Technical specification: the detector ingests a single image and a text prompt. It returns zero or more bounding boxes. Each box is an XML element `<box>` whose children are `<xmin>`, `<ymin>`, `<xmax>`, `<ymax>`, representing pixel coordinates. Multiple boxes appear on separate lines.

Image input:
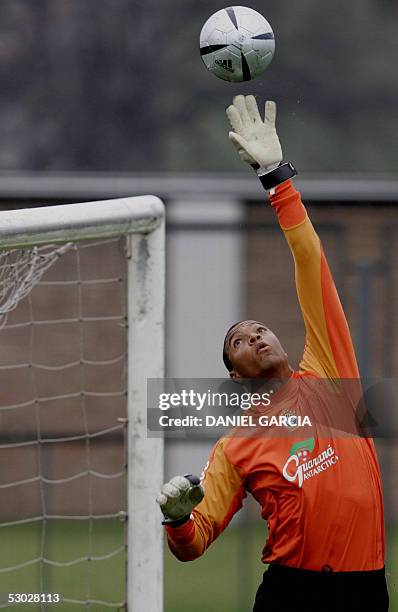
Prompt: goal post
<box><xmin>0</xmin><ymin>195</ymin><xmax>165</xmax><ymax>611</ymax></box>
<box><xmin>127</xmin><ymin>207</ymin><xmax>165</xmax><ymax>612</ymax></box>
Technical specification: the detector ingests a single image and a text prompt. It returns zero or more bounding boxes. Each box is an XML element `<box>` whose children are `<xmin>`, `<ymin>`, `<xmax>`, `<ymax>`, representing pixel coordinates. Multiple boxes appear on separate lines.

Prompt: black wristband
<box><xmin>257</xmin><ymin>162</ymin><xmax>298</xmax><ymax>191</ymax></box>
<box><xmin>162</xmin><ymin>514</ymin><xmax>191</xmax><ymax>527</ymax></box>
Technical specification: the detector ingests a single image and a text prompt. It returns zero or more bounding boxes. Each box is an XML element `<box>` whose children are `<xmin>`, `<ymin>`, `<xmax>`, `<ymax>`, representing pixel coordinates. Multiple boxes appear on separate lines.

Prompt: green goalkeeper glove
<box><xmin>156</xmin><ymin>474</ymin><xmax>204</xmax><ymax>526</ymax></box>
<box><xmin>226</xmin><ymin>94</ymin><xmax>283</xmax><ymax>171</ymax></box>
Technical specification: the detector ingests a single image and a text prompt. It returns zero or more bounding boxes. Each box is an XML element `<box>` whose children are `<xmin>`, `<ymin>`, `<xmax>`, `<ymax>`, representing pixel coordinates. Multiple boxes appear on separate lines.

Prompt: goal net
<box><xmin>0</xmin><ymin>197</ymin><xmax>165</xmax><ymax>611</ymax></box>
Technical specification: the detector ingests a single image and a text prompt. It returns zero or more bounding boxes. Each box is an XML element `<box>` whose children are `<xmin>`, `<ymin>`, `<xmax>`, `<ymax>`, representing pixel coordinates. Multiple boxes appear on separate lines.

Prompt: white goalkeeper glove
<box><xmin>156</xmin><ymin>474</ymin><xmax>204</xmax><ymax>525</ymax></box>
<box><xmin>226</xmin><ymin>94</ymin><xmax>283</xmax><ymax>172</ymax></box>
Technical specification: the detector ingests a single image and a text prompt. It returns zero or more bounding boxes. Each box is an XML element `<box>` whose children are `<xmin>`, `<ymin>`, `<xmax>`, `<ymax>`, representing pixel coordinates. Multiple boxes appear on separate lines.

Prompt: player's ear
<box><xmin>229</xmin><ymin>369</ymin><xmax>241</xmax><ymax>380</ymax></box>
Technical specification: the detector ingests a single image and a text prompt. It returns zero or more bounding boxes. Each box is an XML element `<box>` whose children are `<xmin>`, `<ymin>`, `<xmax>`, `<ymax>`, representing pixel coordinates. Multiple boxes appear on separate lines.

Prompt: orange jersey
<box><xmin>166</xmin><ymin>181</ymin><xmax>385</xmax><ymax>571</ymax></box>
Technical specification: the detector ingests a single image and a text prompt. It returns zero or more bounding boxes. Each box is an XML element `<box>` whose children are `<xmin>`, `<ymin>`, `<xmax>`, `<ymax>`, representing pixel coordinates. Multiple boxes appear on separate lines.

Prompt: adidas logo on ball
<box><xmin>215</xmin><ymin>58</ymin><xmax>234</xmax><ymax>72</ymax></box>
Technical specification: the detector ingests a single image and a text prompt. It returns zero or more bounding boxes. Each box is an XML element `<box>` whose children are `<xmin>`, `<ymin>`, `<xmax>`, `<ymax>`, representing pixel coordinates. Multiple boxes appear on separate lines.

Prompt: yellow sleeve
<box><xmin>270</xmin><ymin>181</ymin><xmax>359</xmax><ymax>379</ymax></box>
<box><xmin>165</xmin><ymin>437</ymin><xmax>246</xmax><ymax>561</ymax></box>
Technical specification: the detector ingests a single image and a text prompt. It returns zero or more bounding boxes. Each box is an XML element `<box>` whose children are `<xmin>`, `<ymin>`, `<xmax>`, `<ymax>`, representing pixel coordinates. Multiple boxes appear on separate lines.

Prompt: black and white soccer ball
<box><xmin>199</xmin><ymin>6</ymin><xmax>275</xmax><ymax>83</ymax></box>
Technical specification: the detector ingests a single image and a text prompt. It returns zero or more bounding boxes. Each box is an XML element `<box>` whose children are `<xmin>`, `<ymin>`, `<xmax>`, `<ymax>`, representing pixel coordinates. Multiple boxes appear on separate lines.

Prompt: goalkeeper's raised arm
<box><xmin>226</xmin><ymin>95</ymin><xmax>359</xmax><ymax>380</ymax></box>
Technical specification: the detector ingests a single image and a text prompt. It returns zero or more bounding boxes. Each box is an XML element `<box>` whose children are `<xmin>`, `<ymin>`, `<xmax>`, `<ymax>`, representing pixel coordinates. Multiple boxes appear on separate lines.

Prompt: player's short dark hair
<box><xmin>223</xmin><ymin>320</ymin><xmax>247</xmax><ymax>372</ymax></box>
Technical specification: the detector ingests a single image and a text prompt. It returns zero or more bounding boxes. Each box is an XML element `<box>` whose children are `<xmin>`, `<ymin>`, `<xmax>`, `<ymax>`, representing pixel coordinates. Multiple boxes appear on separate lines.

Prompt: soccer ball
<box><xmin>199</xmin><ymin>6</ymin><xmax>275</xmax><ymax>83</ymax></box>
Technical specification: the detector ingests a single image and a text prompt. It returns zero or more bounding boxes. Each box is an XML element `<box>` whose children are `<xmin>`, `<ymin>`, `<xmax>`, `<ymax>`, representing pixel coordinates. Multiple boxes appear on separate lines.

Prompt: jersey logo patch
<box><xmin>282</xmin><ymin>438</ymin><xmax>339</xmax><ymax>488</ymax></box>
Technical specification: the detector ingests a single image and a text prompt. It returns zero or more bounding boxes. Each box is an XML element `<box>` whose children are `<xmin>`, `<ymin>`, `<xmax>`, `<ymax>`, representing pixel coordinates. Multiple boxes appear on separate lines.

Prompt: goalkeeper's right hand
<box><xmin>226</xmin><ymin>94</ymin><xmax>283</xmax><ymax>171</ymax></box>
<box><xmin>156</xmin><ymin>474</ymin><xmax>204</xmax><ymax>525</ymax></box>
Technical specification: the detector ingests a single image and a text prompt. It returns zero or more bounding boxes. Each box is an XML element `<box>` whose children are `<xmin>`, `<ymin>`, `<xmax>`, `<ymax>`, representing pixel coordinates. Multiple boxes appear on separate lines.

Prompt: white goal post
<box><xmin>0</xmin><ymin>196</ymin><xmax>165</xmax><ymax>611</ymax></box>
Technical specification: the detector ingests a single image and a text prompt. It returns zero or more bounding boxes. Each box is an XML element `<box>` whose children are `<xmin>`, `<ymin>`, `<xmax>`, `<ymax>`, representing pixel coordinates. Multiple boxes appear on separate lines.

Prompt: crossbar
<box><xmin>0</xmin><ymin>196</ymin><xmax>164</xmax><ymax>249</ymax></box>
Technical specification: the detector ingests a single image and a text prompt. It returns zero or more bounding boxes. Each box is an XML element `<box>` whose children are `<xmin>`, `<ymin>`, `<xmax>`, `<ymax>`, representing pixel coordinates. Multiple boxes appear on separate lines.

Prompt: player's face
<box><xmin>226</xmin><ymin>320</ymin><xmax>288</xmax><ymax>379</ymax></box>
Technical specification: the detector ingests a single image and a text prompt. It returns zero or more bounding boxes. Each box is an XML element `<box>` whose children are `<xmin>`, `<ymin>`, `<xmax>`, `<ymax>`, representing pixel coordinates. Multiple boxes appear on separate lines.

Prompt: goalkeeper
<box><xmin>157</xmin><ymin>96</ymin><xmax>388</xmax><ymax>612</ymax></box>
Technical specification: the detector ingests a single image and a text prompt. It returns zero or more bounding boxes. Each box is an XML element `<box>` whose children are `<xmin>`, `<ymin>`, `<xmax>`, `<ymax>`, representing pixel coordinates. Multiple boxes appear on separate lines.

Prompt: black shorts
<box><xmin>253</xmin><ymin>564</ymin><xmax>389</xmax><ymax>612</ymax></box>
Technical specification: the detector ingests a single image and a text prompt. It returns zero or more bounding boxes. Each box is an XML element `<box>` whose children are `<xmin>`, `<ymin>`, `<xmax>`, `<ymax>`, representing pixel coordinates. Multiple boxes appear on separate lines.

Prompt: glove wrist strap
<box><xmin>255</xmin><ymin>162</ymin><xmax>298</xmax><ymax>191</ymax></box>
<box><xmin>162</xmin><ymin>514</ymin><xmax>191</xmax><ymax>527</ymax></box>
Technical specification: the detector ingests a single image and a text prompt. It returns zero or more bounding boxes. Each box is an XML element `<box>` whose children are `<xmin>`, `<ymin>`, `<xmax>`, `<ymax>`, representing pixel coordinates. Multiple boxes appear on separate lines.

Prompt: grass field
<box><xmin>0</xmin><ymin>519</ymin><xmax>396</xmax><ymax>610</ymax></box>
<box><xmin>0</xmin><ymin>520</ymin><xmax>125</xmax><ymax>611</ymax></box>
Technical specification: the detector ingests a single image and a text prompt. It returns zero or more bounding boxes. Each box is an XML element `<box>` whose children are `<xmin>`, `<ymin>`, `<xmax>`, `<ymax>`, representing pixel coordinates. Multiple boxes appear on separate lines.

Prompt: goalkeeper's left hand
<box><xmin>156</xmin><ymin>474</ymin><xmax>204</xmax><ymax>525</ymax></box>
<box><xmin>226</xmin><ymin>94</ymin><xmax>283</xmax><ymax>171</ymax></box>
